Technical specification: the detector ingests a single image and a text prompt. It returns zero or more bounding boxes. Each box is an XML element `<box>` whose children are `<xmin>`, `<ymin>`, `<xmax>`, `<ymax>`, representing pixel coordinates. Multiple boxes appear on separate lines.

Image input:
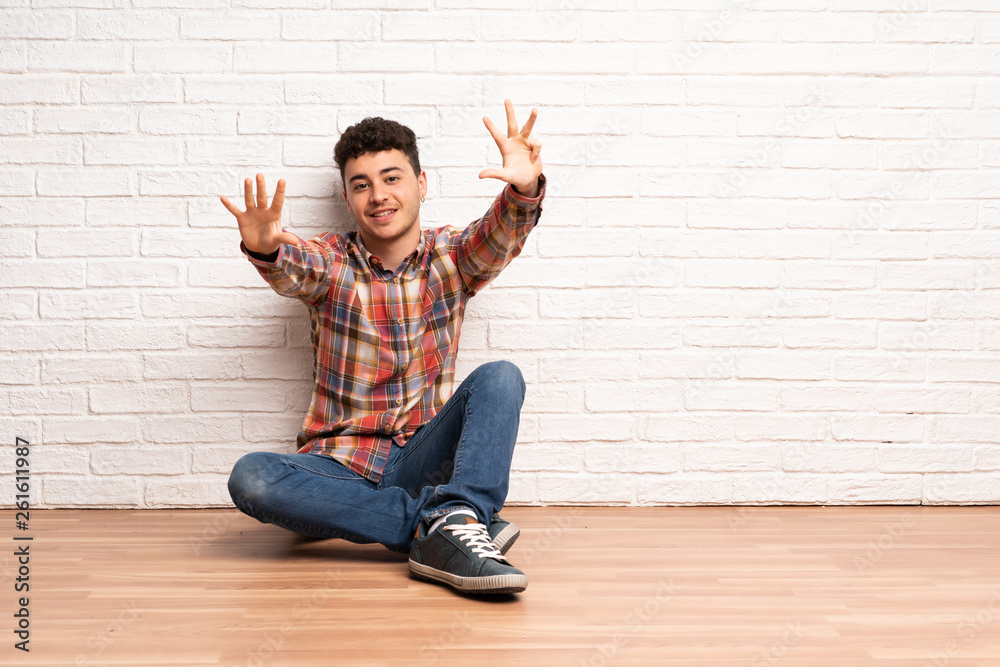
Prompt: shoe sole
<box><xmin>492</xmin><ymin>524</ymin><xmax>519</xmax><ymax>556</ymax></box>
<box><xmin>409</xmin><ymin>559</ymin><xmax>527</xmax><ymax>594</ymax></box>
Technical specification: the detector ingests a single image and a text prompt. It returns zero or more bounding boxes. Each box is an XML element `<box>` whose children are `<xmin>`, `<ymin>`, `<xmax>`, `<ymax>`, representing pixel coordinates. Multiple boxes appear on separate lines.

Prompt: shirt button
<box><xmin>395</xmin><ymin>398</ymin><xmax>402</xmax><ymax>405</ymax></box>
<box><xmin>397</xmin><ymin>318</ymin><xmax>403</xmax><ymax>324</ymax></box>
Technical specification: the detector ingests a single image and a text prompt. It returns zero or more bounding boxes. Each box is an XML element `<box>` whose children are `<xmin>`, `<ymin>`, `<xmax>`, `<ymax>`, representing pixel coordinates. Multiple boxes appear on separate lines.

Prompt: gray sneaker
<box><xmin>488</xmin><ymin>512</ymin><xmax>520</xmax><ymax>555</ymax></box>
<box><xmin>409</xmin><ymin>511</ymin><xmax>528</xmax><ymax>594</ymax></box>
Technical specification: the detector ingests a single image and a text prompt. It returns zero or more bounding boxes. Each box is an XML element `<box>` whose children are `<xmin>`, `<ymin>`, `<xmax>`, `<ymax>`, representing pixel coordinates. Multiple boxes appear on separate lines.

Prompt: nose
<box><xmin>369</xmin><ymin>181</ymin><xmax>388</xmax><ymax>204</ymax></box>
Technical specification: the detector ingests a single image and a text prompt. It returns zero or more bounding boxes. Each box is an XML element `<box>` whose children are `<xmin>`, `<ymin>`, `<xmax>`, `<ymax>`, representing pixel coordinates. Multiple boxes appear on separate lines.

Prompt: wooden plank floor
<box><xmin>5</xmin><ymin>506</ymin><xmax>1000</xmax><ymax>666</ymax></box>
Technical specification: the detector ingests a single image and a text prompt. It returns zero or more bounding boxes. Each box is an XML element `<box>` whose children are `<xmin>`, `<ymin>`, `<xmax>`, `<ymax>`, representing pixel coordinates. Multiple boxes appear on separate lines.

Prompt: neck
<box><xmin>359</xmin><ymin>227</ymin><xmax>422</xmax><ymax>274</ymax></box>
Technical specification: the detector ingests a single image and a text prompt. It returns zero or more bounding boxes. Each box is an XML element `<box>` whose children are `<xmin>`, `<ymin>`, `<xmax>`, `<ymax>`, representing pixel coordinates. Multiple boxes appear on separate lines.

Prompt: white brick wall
<box><xmin>2</xmin><ymin>1</ymin><xmax>999</xmax><ymax>508</ymax></box>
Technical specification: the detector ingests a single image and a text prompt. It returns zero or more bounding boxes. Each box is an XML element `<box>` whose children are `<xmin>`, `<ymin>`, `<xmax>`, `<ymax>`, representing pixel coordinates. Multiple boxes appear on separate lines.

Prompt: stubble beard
<box><xmin>359</xmin><ymin>206</ymin><xmax>420</xmax><ymax>248</ymax></box>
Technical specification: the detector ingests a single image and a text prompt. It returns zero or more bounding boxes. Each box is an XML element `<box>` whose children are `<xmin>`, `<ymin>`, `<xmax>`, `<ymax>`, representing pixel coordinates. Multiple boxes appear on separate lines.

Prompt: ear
<box><xmin>418</xmin><ymin>170</ymin><xmax>427</xmax><ymax>199</ymax></box>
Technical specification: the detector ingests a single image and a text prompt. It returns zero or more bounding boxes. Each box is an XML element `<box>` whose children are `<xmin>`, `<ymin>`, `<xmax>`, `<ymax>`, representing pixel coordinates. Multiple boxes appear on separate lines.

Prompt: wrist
<box><xmin>511</xmin><ymin>177</ymin><xmax>539</xmax><ymax>198</ymax></box>
<box><xmin>243</xmin><ymin>241</ymin><xmax>280</xmax><ymax>261</ymax></box>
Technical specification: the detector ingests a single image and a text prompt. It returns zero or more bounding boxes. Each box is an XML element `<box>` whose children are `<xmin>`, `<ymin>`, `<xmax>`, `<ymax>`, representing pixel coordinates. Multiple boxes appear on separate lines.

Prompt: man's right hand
<box><xmin>220</xmin><ymin>173</ymin><xmax>300</xmax><ymax>255</ymax></box>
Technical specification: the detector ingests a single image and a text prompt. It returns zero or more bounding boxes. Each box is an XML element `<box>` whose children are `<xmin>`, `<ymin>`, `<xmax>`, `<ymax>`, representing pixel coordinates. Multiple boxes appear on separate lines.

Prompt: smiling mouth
<box><xmin>370</xmin><ymin>209</ymin><xmax>397</xmax><ymax>220</ymax></box>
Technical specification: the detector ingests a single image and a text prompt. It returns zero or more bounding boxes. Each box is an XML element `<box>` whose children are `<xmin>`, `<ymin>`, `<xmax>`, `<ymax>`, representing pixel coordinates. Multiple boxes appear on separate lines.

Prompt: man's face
<box><xmin>342</xmin><ymin>149</ymin><xmax>426</xmax><ymax>249</ymax></box>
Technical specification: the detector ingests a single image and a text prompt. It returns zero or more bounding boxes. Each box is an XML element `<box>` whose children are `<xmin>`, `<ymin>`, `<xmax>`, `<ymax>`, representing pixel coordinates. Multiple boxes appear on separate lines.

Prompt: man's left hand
<box><xmin>479</xmin><ymin>99</ymin><xmax>543</xmax><ymax>198</ymax></box>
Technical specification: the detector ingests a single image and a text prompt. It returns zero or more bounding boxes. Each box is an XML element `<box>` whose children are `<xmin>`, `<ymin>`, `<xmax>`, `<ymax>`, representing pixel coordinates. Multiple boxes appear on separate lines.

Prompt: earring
<box><xmin>420</xmin><ymin>196</ymin><xmax>425</xmax><ymax>202</ymax></box>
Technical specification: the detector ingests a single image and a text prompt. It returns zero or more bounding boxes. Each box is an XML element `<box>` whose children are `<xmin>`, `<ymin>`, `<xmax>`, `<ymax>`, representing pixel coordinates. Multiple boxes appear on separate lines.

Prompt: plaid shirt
<box><xmin>241</xmin><ymin>174</ymin><xmax>546</xmax><ymax>482</ymax></box>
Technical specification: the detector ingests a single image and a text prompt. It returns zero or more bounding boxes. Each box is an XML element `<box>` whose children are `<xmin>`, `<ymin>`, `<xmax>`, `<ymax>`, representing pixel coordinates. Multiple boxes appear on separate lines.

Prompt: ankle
<box><xmin>427</xmin><ymin>507</ymin><xmax>476</xmax><ymax>535</ymax></box>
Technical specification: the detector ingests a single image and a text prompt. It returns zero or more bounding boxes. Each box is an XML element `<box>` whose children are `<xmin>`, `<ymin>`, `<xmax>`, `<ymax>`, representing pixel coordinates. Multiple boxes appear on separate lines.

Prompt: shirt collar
<box><xmin>349</xmin><ymin>230</ymin><xmax>428</xmax><ymax>274</ymax></box>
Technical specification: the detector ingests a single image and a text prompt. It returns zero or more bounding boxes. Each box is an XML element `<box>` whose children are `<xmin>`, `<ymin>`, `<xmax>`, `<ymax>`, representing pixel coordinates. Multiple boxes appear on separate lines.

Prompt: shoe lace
<box><xmin>443</xmin><ymin>523</ymin><xmax>510</xmax><ymax>563</ymax></box>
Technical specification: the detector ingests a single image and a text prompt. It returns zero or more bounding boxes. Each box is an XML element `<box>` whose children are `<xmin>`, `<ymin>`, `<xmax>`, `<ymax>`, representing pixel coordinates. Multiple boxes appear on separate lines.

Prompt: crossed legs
<box><xmin>227</xmin><ymin>361</ymin><xmax>524</xmax><ymax>553</ymax></box>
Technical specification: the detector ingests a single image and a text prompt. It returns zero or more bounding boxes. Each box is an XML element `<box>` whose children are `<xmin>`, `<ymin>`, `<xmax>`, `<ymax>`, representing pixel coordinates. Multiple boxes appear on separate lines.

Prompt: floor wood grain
<box><xmin>6</xmin><ymin>506</ymin><xmax>1000</xmax><ymax>666</ymax></box>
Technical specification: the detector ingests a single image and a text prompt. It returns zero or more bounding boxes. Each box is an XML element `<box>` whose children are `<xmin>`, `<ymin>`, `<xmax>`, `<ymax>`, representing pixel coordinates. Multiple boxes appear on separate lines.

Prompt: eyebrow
<box><xmin>348</xmin><ymin>166</ymin><xmax>403</xmax><ymax>184</ymax></box>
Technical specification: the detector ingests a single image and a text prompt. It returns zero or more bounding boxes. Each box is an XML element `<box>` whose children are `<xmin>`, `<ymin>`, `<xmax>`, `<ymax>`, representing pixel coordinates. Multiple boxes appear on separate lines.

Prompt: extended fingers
<box><xmin>236</xmin><ymin>174</ymin><xmax>282</xmax><ymax>214</ymax></box>
<box><xmin>256</xmin><ymin>173</ymin><xmax>268</xmax><ymax>209</ymax></box>
<box><xmin>483</xmin><ymin>115</ymin><xmax>506</xmax><ymax>146</ymax></box>
<box><xmin>519</xmin><ymin>108</ymin><xmax>538</xmax><ymax>138</ymax></box>
<box><xmin>272</xmin><ymin>178</ymin><xmax>286</xmax><ymax>211</ymax></box>
<box><xmin>243</xmin><ymin>177</ymin><xmax>254</xmax><ymax>210</ymax></box>
<box><xmin>504</xmin><ymin>99</ymin><xmax>518</xmax><ymax>138</ymax></box>
<box><xmin>220</xmin><ymin>195</ymin><xmax>241</xmax><ymax>217</ymax></box>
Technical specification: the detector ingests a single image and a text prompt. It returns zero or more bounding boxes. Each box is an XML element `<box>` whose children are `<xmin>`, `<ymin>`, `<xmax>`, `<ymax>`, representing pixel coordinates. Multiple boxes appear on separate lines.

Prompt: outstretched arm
<box><xmin>221</xmin><ymin>173</ymin><xmax>333</xmax><ymax>305</ymax></box>
<box><xmin>479</xmin><ymin>99</ymin><xmax>543</xmax><ymax>198</ymax></box>
<box><xmin>456</xmin><ymin>100</ymin><xmax>546</xmax><ymax>296</ymax></box>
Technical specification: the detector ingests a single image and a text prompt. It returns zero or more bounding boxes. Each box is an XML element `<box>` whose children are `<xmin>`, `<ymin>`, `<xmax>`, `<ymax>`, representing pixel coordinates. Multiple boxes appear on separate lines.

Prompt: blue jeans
<box><xmin>227</xmin><ymin>360</ymin><xmax>524</xmax><ymax>553</ymax></box>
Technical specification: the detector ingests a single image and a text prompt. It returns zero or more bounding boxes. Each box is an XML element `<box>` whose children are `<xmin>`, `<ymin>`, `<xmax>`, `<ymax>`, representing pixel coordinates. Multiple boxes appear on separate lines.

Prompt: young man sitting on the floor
<box><xmin>221</xmin><ymin>100</ymin><xmax>545</xmax><ymax>595</ymax></box>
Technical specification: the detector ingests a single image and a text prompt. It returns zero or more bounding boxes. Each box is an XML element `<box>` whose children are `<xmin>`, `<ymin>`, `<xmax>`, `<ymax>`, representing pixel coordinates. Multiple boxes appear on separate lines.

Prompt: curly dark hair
<box><xmin>334</xmin><ymin>117</ymin><xmax>421</xmax><ymax>187</ymax></box>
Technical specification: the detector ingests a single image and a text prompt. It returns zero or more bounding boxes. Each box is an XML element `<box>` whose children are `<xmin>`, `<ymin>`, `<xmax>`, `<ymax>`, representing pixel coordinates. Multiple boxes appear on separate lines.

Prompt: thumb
<box><xmin>276</xmin><ymin>231</ymin><xmax>301</xmax><ymax>247</ymax></box>
<box><xmin>479</xmin><ymin>168</ymin><xmax>504</xmax><ymax>180</ymax></box>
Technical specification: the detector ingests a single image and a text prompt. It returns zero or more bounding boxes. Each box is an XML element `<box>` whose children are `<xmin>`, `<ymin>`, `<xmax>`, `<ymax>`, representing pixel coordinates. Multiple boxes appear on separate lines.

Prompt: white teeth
<box><xmin>372</xmin><ymin>210</ymin><xmax>395</xmax><ymax>218</ymax></box>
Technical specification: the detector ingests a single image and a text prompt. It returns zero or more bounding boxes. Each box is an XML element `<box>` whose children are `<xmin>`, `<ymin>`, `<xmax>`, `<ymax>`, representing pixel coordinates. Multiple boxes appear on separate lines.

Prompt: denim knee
<box><xmin>474</xmin><ymin>360</ymin><xmax>525</xmax><ymax>402</ymax></box>
<box><xmin>227</xmin><ymin>451</ymin><xmax>273</xmax><ymax>509</ymax></box>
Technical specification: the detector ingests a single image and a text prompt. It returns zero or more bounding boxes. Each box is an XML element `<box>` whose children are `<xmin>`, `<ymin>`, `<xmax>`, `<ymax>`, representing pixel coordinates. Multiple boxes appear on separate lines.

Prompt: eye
<box><xmin>354</xmin><ymin>183</ymin><xmax>368</xmax><ymax>191</ymax></box>
<box><xmin>386</xmin><ymin>176</ymin><xmax>399</xmax><ymax>183</ymax></box>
